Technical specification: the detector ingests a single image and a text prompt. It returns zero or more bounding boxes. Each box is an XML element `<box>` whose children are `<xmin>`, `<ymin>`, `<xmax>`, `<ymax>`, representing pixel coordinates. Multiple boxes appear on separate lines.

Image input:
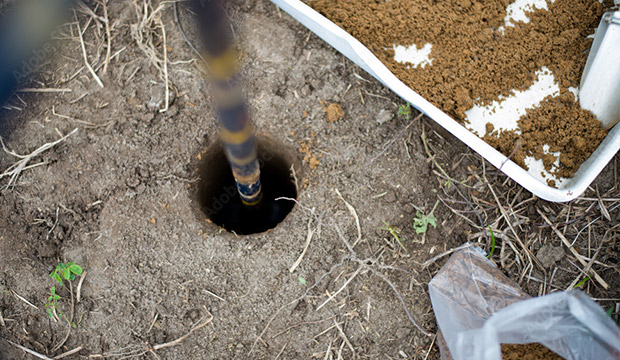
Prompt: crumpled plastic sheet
<box><xmin>429</xmin><ymin>246</ymin><xmax>620</xmax><ymax>360</ymax></box>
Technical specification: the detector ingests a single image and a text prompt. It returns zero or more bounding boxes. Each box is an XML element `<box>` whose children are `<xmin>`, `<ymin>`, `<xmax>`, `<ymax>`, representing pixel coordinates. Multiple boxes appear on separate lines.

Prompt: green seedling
<box><xmin>573</xmin><ymin>276</ymin><xmax>591</xmax><ymax>289</ymax></box>
<box><xmin>45</xmin><ymin>286</ymin><xmax>62</xmax><ymax>319</ymax></box>
<box><xmin>486</xmin><ymin>226</ymin><xmax>496</xmax><ymax>259</ymax></box>
<box><xmin>606</xmin><ymin>307</ymin><xmax>618</xmax><ymax>324</ymax></box>
<box><xmin>413</xmin><ymin>211</ymin><xmax>437</xmax><ymax>234</ymax></box>
<box><xmin>298</xmin><ymin>276</ymin><xmax>306</xmax><ymax>285</ymax></box>
<box><xmin>398</xmin><ymin>102</ymin><xmax>411</xmax><ymax>120</ymax></box>
<box><xmin>50</xmin><ymin>262</ymin><xmax>82</xmax><ymax>285</ymax></box>
<box><xmin>606</xmin><ymin>307</ymin><xmax>614</xmax><ymax>317</ymax></box>
<box><xmin>413</xmin><ymin>200</ymin><xmax>439</xmax><ymax>234</ymax></box>
<box><xmin>47</xmin><ymin>262</ymin><xmax>82</xmax><ymax>321</ymax></box>
<box><xmin>380</xmin><ymin>220</ymin><xmax>406</xmax><ymax>251</ymax></box>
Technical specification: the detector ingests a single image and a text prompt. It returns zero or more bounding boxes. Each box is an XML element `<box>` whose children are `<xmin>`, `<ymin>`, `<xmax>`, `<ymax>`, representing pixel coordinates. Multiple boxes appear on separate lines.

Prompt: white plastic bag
<box><xmin>429</xmin><ymin>247</ymin><xmax>620</xmax><ymax>360</ymax></box>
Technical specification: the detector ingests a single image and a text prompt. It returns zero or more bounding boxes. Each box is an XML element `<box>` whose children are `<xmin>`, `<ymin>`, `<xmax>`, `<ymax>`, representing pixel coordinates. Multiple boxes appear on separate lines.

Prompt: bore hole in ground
<box><xmin>195</xmin><ymin>137</ymin><xmax>298</xmax><ymax>235</ymax></box>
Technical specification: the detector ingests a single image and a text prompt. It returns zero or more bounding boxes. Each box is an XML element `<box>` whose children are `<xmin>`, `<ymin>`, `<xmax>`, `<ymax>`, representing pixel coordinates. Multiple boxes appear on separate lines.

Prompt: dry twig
<box><xmin>289</xmin><ymin>214</ymin><xmax>316</xmax><ymax>273</ymax></box>
<box><xmin>371</xmin><ymin>113</ymin><xmax>423</xmax><ymax>162</ymax></box>
<box><xmin>54</xmin><ymin>346</ymin><xmax>83</xmax><ymax>359</ymax></box>
<box><xmin>316</xmin><ymin>266</ymin><xmax>363</xmax><ymax>311</ymax></box>
<box><xmin>130</xmin><ymin>0</ymin><xmax>171</xmax><ymax>112</ymax></box>
<box><xmin>538</xmin><ymin>209</ymin><xmax>609</xmax><ymax>290</ymax></box>
<box><xmin>76</xmin><ymin>270</ymin><xmax>87</xmax><ymax>303</ymax></box>
<box><xmin>1</xmin><ymin>338</ymin><xmax>53</xmax><ymax>360</ymax></box>
<box><xmin>102</xmin><ymin>0</ymin><xmax>112</xmax><ymax>74</ymax></box>
<box><xmin>421</xmin><ymin>243</ymin><xmax>477</xmax><ymax>268</ymax></box>
<box><xmin>11</xmin><ymin>289</ymin><xmax>39</xmax><ymax>310</ymax></box>
<box><xmin>249</xmin><ymin>258</ymin><xmax>349</xmax><ymax>355</ymax></box>
<box><xmin>151</xmin><ymin>309</ymin><xmax>213</xmax><ymax>351</ymax></box>
<box><xmin>484</xmin><ymin>174</ymin><xmax>541</xmax><ymax>275</ymax></box>
<box><xmin>335</xmin><ymin>189</ymin><xmax>361</xmax><ymax>247</ymax></box>
<box><xmin>74</xmin><ymin>11</ymin><xmax>104</xmax><ymax>87</ymax></box>
<box><xmin>89</xmin><ymin>307</ymin><xmax>213</xmax><ymax>358</ymax></box>
<box><xmin>333</xmin><ymin>320</ymin><xmax>355</xmax><ymax>356</ymax></box>
<box><xmin>0</xmin><ymin>128</ymin><xmax>78</xmax><ymax>189</ymax></box>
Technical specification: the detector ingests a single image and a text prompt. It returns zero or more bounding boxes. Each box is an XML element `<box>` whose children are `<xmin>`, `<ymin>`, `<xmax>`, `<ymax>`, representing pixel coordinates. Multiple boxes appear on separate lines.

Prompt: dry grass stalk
<box><xmin>101</xmin><ymin>0</ymin><xmax>112</xmax><ymax>74</ymax></box>
<box><xmin>0</xmin><ymin>128</ymin><xmax>78</xmax><ymax>189</ymax></box>
<box><xmin>17</xmin><ymin>88</ymin><xmax>72</xmax><ymax>93</ymax></box>
<box><xmin>151</xmin><ymin>309</ymin><xmax>213</xmax><ymax>351</ymax></box>
<box><xmin>289</xmin><ymin>213</ymin><xmax>316</xmax><ymax>273</ymax></box>
<box><xmin>54</xmin><ymin>346</ymin><xmax>84</xmax><ymax>359</ymax></box>
<box><xmin>1</xmin><ymin>338</ymin><xmax>53</xmax><ymax>360</ymax></box>
<box><xmin>130</xmin><ymin>0</ymin><xmax>171</xmax><ymax>112</ymax></box>
<box><xmin>74</xmin><ymin>11</ymin><xmax>104</xmax><ymax>87</ymax></box>
<box><xmin>538</xmin><ymin>209</ymin><xmax>609</xmax><ymax>290</ymax></box>
<box><xmin>76</xmin><ymin>270</ymin><xmax>87</xmax><ymax>303</ymax></box>
<box><xmin>485</xmin><ymin>175</ymin><xmax>540</xmax><ymax>275</ymax></box>
<box><xmin>335</xmin><ymin>189</ymin><xmax>361</xmax><ymax>247</ymax></box>
<box><xmin>333</xmin><ymin>320</ymin><xmax>355</xmax><ymax>356</ymax></box>
<box><xmin>89</xmin><ymin>307</ymin><xmax>213</xmax><ymax>358</ymax></box>
<box><xmin>316</xmin><ymin>266</ymin><xmax>363</xmax><ymax>311</ymax></box>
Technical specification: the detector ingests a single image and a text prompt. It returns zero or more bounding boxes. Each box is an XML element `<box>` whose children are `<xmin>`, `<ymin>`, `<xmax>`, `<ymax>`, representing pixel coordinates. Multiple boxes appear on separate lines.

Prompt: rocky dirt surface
<box><xmin>0</xmin><ymin>1</ymin><xmax>618</xmax><ymax>359</ymax></box>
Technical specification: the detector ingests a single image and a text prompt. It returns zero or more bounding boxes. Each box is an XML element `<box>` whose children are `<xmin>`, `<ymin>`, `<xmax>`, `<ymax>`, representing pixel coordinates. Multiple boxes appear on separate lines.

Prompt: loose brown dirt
<box><xmin>0</xmin><ymin>1</ymin><xmax>619</xmax><ymax>359</ymax></box>
<box><xmin>309</xmin><ymin>0</ymin><xmax>614</xmax><ymax>183</ymax></box>
<box><xmin>502</xmin><ymin>343</ymin><xmax>564</xmax><ymax>360</ymax></box>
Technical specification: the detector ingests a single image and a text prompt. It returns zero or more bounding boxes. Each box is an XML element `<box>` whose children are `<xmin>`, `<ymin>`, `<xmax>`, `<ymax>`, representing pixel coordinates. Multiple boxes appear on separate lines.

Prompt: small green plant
<box><xmin>606</xmin><ymin>307</ymin><xmax>618</xmax><ymax>324</ymax></box>
<box><xmin>413</xmin><ymin>212</ymin><xmax>437</xmax><ymax>234</ymax></box>
<box><xmin>398</xmin><ymin>102</ymin><xmax>411</xmax><ymax>120</ymax></box>
<box><xmin>46</xmin><ymin>262</ymin><xmax>82</xmax><ymax>320</ymax></box>
<box><xmin>573</xmin><ymin>276</ymin><xmax>591</xmax><ymax>289</ymax></box>
<box><xmin>486</xmin><ymin>226</ymin><xmax>496</xmax><ymax>259</ymax></box>
<box><xmin>413</xmin><ymin>200</ymin><xmax>439</xmax><ymax>234</ymax></box>
<box><xmin>298</xmin><ymin>276</ymin><xmax>306</xmax><ymax>285</ymax></box>
<box><xmin>45</xmin><ymin>286</ymin><xmax>62</xmax><ymax>319</ymax></box>
<box><xmin>50</xmin><ymin>262</ymin><xmax>82</xmax><ymax>285</ymax></box>
<box><xmin>606</xmin><ymin>307</ymin><xmax>614</xmax><ymax>317</ymax></box>
<box><xmin>380</xmin><ymin>221</ymin><xmax>406</xmax><ymax>251</ymax></box>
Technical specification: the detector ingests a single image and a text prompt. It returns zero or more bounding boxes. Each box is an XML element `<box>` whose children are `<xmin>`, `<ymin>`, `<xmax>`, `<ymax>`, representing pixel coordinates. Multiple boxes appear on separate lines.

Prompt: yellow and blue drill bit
<box><xmin>192</xmin><ymin>0</ymin><xmax>262</xmax><ymax>206</ymax></box>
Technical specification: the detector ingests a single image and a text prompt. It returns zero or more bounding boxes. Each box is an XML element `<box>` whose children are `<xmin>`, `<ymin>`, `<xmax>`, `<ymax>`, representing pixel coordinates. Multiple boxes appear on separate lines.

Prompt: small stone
<box><xmin>136</xmin><ymin>112</ymin><xmax>155</xmax><ymax>123</ymax></box>
<box><xmin>301</xmin><ymin>84</ymin><xmax>312</xmax><ymax>96</ymax></box>
<box><xmin>383</xmin><ymin>191</ymin><xmax>396</xmax><ymax>203</ymax></box>
<box><xmin>138</xmin><ymin>166</ymin><xmax>150</xmax><ymax>178</ymax></box>
<box><xmin>125</xmin><ymin>189</ymin><xmax>137</xmax><ymax>199</ymax></box>
<box><xmin>126</xmin><ymin>177</ymin><xmax>140</xmax><ymax>188</ymax></box>
<box><xmin>395</xmin><ymin>327</ymin><xmax>409</xmax><ymax>339</ymax></box>
<box><xmin>536</xmin><ymin>245</ymin><xmax>564</xmax><ymax>268</ymax></box>
<box><xmin>167</xmin><ymin>105</ymin><xmax>179</xmax><ymax>117</ymax></box>
<box><xmin>376</xmin><ymin>109</ymin><xmax>393</xmax><ymax>124</ymax></box>
<box><xmin>147</xmin><ymin>92</ymin><xmax>164</xmax><ymax>110</ymax></box>
<box><xmin>403</xmin><ymin>204</ymin><xmax>414</xmax><ymax>214</ymax></box>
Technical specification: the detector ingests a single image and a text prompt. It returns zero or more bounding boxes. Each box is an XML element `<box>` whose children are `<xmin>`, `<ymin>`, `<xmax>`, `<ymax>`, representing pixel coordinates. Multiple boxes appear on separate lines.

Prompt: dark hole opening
<box><xmin>196</xmin><ymin>140</ymin><xmax>297</xmax><ymax>235</ymax></box>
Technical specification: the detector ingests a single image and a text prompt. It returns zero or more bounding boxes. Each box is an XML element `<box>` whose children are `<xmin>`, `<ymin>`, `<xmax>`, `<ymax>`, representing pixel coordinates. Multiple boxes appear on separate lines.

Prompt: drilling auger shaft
<box><xmin>192</xmin><ymin>0</ymin><xmax>262</xmax><ymax>206</ymax></box>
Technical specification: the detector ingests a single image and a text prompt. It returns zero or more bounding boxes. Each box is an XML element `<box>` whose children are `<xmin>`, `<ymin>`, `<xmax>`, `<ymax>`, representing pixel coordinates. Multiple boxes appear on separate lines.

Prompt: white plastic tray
<box><xmin>271</xmin><ymin>0</ymin><xmax>620</xmax><ymax>202</ymax></box>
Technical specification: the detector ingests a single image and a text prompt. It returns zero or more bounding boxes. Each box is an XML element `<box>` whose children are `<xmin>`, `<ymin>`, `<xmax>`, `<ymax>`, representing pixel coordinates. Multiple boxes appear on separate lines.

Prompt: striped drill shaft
<box><xmin>193</xmin><ymin>0</ymin><xmax>262</xmax><ymax>206</ymax></box>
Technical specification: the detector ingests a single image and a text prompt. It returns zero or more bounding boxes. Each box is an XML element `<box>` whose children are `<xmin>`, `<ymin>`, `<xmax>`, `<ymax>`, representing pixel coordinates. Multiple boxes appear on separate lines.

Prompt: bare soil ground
<box><xmin>0</xmin><ymin>1</ymin><xmax>619</xmax><ymax>359</ymax></box>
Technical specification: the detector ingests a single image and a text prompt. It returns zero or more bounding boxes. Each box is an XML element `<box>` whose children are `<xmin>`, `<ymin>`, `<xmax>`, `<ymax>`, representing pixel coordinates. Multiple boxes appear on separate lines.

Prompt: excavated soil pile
<box><xmin>309</xmin><ymin>0</ymin><xmax>613</xmax><ymax>184</ymax></box>
<box><xmin>502</xmin><ymin>343</ymin><xmax>564</xmax><ymax>360</ymax></box>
